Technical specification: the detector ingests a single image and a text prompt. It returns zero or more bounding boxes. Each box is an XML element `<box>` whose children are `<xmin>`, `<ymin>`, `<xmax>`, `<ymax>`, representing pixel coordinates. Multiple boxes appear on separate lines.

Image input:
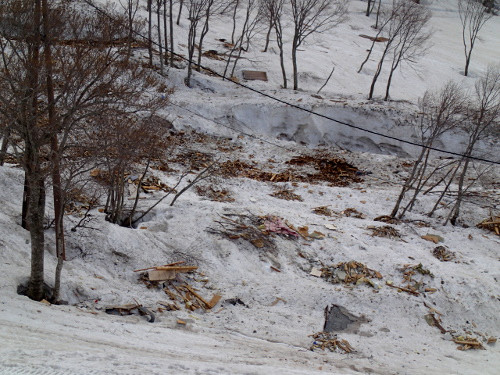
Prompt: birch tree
<box><xmin>458</xmin><ymin>0</ymin><xmax>493</xmax><ymax>77</ymax></box>
<box><xmin>290</xmin><ymin>0</ymin><xmax>348</xmax><ymax>90</ymax></box>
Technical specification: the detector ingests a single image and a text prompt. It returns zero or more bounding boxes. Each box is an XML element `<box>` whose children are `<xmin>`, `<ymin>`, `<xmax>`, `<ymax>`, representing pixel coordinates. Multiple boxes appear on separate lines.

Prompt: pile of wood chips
<box><xmin>367</xmin><ymin>225</ymin><xmax>401</xmax><ymax>239</ymax></box>
<box><xmin>195</xmin><ymin>185</ymin><xmax>235</xmax><ymax>202</ymax></box>
<box><xmin>453</xmin><ymin>336</ymin><xmax>485</xmax><ymax>351</ymax></box>
<box><xmin>135</xmin><ymin>262</ymin><xmax>221</xmax><ymax>313</ymax></box>
<box><xmin>218</xmin><ymin>153</ymin><xmax>361</xmax><ymax>187</ymax></box>
<box><xmin>432</xmin><ymin>246</ymin><xmax>455</xmax><ymax>262</ymax></box>
<box><xmin>271</xmin><ymin>188</ymin><xmax>303</xmax><ymax>202</ymax></box>
<box><xmin>310</xmin><ymin>332</ymin><xmax>354</xmax><ymax>353</ymax></box>
<box><xmin>477</xmin><ymin>216</ymin><xmax>500</xmax><ymax>236</ymax></box>
<box><xmin>321</xmin><ymin>261</ymin><xmax>382</xmax><ymax>286</ymax></box>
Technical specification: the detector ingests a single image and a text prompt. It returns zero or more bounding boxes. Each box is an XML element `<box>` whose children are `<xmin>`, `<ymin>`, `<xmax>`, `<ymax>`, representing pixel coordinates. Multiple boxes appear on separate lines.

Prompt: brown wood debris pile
<box><xmin>341</xmin><ymin>207</ymin><xmax>366</xmax><ymax>219</ymax></box>
<box><xmin>477</xmin><ymin>216</ymin><xmax>500</xmax><ymax>236</ymax></box>
<box><xmin>432</xmin><ymin>246</ymin><xmax>456</xmax><ymax>262</ymax></box>
<box><xmin>218</xmin><ymin>154</ymin><xmax>361</xmax><ymax>186</ymax></box>
<box><xmin>320</xmin><ymin>261</ymin><xmax>382</xmax><ymax>287</ymax></box>
<box><xmin>367</xmin><ymin>225</ymin><xmax>402</xmax><ymax>239</ymax></box>
<box><xmin>140</xmin><ymin>176</ymin><xmax>175</xmax><ymax>193</ymax></box>
<box><xmin>195</xmin><ymin>185</ymin><xmax>235</xmax><ymax>202</ymax></box>
<box><xmin>207</xmin><ymin>214</ymin><xmax>280</xmax><ymax>251</ymax></box>
<box><xmin>387</xmin><ymin>263</ymin><xmax>435</xmax><ymax>296</ymax></box>
<box><xmin>453</xmin><ymin>336</ymin><xmax>486</xmax><ymax>351</ymax></box>
<box><xmin>271</xmin><ymin>188</ymin><xmax>303</xmax><ymax>201</ymax></box>
<box><xmin>64</xmin><ymin>189</ymin><xmax>98</xmax><ymax>216</ymax></box>
<box><xmin>312</xmin><ymin>205</ymin><xmax>334</xmax><ymax>216</ymax></box>
<box><xmin>135</xmin><ymin>262</ymin><xmax>221</xmax><ymax>313</ymax></box>
<box><xmin>310</xmin><ymin>332</ymin><xmax>354</xmax><ymax>353</ymax></box>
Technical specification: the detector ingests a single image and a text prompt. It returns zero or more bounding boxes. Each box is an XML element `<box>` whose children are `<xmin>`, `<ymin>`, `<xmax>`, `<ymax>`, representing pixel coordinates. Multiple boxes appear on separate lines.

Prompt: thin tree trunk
<box><xmin>163</xmin><ymin>0</ymin><xmax>168</xmax><ymax>64</ymax></box>
<box><xmin>231</xmin><ymin>0</ymin><xmax>239</xmax><ymax>45</ymax></box>
<box><xmin>147</xmin><ymin>0</ymin><xmax>153</xmax><ymax>66</ymax></box>
<box><xmin>292</xmin><ymin>36</ymin><xmax>299</xmax><ymax>90</ymax></box>
<box><xmin>177</xmin><ymin>0</ymin><xmax>184</xmax><ymax>25</ymax></box>
<box><xmin>263</xmin><ymin>18</ymin><xmax>272</xmax><ymax>52</ymax></box>
<box><xmin>169</xmin><ymin>0</ymin><xmax>174</xmax><ymax>67</ymax></box>
<box><xmin>0</xmin><ymin>127</ymin><xmax>10</xmax><ymax>166</ymax></box>
<box><xmin>42</xmin><ymin>0</ymin><xmax>65</xmax><ymax>303</ymax></box>
<box><xmin>157</xmin><ymin>0</ymin><xmax>164</xmax><ymax>73</ymax></box>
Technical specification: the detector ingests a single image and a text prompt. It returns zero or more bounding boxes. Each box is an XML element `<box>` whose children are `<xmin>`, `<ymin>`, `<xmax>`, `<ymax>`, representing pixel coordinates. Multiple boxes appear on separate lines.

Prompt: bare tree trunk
<box><xmin>147</xmin><ymin>0</ymin><xmax>153</xmax><ymax>66</ymax></box>
<box><xmin>157</xmin><ymin>0</ymin><xmax>164</xmax><ymax>73</ymax></box>
<box><xmin>0</xmin><ymin>127</ymin><xmax>10</xmax><ymax>166</ymax></box>
<box><xmin>263</xmin><ymin>18</ymin><xmax>272</xmax><ymax>52</ymax></box>
<box><xmin>169</xmin><ymin>0</ymin><xmax>174</xmax><ymax>67</ymax></box>
<box><xmin>369</xmin><ymin>56</ymin><xmax>385</xmax><ymax>99</ymax></box>
<box><xmin>366</xmin><ymin>0</ymin><xmax>372</xmax><ymax>16</ymax></box>
<box><xmin>292</xmin><ymin>35</ymin><xmax>299</xmax><ymax>90</ymax></box>
<box><xmin>177</xmin><ymin>0</ymin><xmax>184</xmax><ymax>25</ymax></box>
<box><xmin>231</xmin><ymin>0</ymin><xmax>239</xmax><ymax>45</ymax></box>
<box><xmin>42</xmin><ymin>0</ymin><xmax>65</xmax><ymax>302</ymax></box>
<box><xmin>163</xmin><ymin>0</ymin><xmax>168</xmax><ymax>65</ymax></box>
<box><xmin>26</xmin><ymin>170</ymin><xmax>46</xmax><ymax>301</ymax></box>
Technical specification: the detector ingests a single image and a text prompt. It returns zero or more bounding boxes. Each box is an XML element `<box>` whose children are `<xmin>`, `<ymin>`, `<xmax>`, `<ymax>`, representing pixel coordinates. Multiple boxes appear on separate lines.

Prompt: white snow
<box><xmin>1</xmin><ymin>1</ymin><xmax>499</xmax><ymax>374</ymax></box>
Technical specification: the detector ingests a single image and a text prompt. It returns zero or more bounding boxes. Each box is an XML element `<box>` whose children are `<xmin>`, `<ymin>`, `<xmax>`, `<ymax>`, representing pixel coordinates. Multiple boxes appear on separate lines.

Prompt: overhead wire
<box><xmin>81</xmin><ymin>0</ymin><xmax>500</xmax><ymax>166</ymax></box>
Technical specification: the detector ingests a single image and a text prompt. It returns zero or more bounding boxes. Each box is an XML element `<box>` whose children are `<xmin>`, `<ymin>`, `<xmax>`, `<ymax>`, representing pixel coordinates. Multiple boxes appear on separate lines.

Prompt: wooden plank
<box><xmin>155</xmin><ymin>266</ymin><xmax>198</xmax><ymax>272</ymax></box>
<box><xmin>148</xmin><ymin>269</ymin><xmax>177</xmax><ymax>281</ymax></box>
<box><xmin>242</xmin><ymin>70</ymin><xmax>268</xmax><ymax>81</ymax></box>
<box><xmin>133</xmin><ymin>261</ymin><xmax>185</xmax><ymax>272</ymax></box>
<box><xmin>206</xmin><ymin>294</ymin><xmax>222</xmax><ymax>309</ymax></box>
<box><xmin>185</xmin><ymin>285</ymin><xmax>211</xmax><ymax>308</ymax></box>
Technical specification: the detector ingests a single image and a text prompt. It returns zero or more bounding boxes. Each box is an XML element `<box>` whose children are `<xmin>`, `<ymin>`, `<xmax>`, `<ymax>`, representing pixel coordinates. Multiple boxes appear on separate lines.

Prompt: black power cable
<box><xmin>82</xmin><ymin>0</ymin><xmax>499</xmax><ymax>165</ymax></box>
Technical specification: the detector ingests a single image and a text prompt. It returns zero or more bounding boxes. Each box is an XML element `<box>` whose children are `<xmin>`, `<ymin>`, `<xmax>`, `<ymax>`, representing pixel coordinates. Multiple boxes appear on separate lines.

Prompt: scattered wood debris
<box><xmin>207</xmin><ymin>214</ymin><xmax>282</xmax><ymax>251</ymax></box>
<box><xmin>310</xmin><ymin>332</ymin><xmax>354</xmax><ymax>353</ymax></box>
<box><xmin>202</xmin><ymin>49</ymin><xmax>224</xmax><ymax>60</ymax></box>
<box><xmin>359</xmin><ymin>34</ymin><xmax>389</xmax><ymax>42</ymax></box>
<box><xmin>385</xmin><ymin>281</ymin><xmax>420</xmax><ymax>296</ymax></box>
<box><xmin>453</xmin><ymin>336</ymin><xmax>485</xmax><ymax>350</ymax></box>
<box><xmin>105</xmin><ymin>304</ymin><xmax>155</xmax><ymax>323</ymax></box>
<box><xmin>374</xmin><ymin>215</ymin><xmax>399</xmax><ymax>224</ymax></box>
<box><xmin>341</xmin><ymin>208</ymin><xmax>366</xmax><ymax>219</ymax></box>
<box><xmin>388</xmin><ymin>263</ymin><xmax>434</xmax><ymax>296</ymax></box>
<box><xmin>312</xmin><ymin>205</ymin><xmax>333</xmax><ymax>216</ymax></box>
<box><xmin>432</xmin><ymin>246</ymin><xmax>455</xmax><ymax>262</ymax></box>
<box><xmin>295</xmin><ymin>226</ymin><xmax>325</xmax><ymax>240</ymax></box>
<box><xmin>320</xmin><ymin>261</ymin><xmax>382</xmax><ymax>287</ymax></box>
<box><xmin>140</xmin><ymin>176</ymin><xmax>175</xmax><ymax>193</ymax></box>
<box><xmin>477</xmin><ymin>216</ymin><xmax>500</xmax><ymax>236</ymax></box>
<box><xmin>218</xmin><ymin>153</ymin><xmax>361</xmax><ymax>187</ymax></box>
<box><xmin>424</xmin><ymin>313</ymin><xmax>447</xmax><ymax>334</ymax></box>
<box><xmin>367</xmin><ymin>225</ymin><xmax>401</xmax><ymax>239</ymax></box>
<box><xmin>421</xmin><ymin>233</ymin><xmax>444</xmax><ymax>244</ymax></box>
<box><xmin>271</xmin><ymin>188</ymin><xmax>303</xmax><ymax>202</ymax></box>
<box><xmin>195</xmin><ymin>185</ymin><xmax>235</xmax><ymax>202</ymax></box>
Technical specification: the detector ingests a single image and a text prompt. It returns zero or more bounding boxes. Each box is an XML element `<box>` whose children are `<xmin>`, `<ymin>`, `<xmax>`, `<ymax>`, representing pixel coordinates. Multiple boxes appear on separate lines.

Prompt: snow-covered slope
<box><xmin>1</xmin><ymin>1</ymin><xmax>499</xmax><ymax>374</ymax></box>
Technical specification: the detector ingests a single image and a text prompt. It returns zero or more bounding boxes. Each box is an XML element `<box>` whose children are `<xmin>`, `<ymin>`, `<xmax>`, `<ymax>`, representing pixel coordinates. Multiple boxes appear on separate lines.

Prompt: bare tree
<box><xmin>447</xmin><ymin>65</ymin><xmax>500</xmax><ymax>224</ymax></box>
<box><xmin>382</xmin><ymin>2</ymin><xmax>431</xmax><ymax>100</ymax></box>
<box><xmin>118</xmin><ymin>0</ymin><xmax>141</xmax><ymax>60</ymax></box>
<box><xmin>223</xmin><ymin>0</ymin><xmax>262</xmax><ymax>79</ymax></box>
<box><xmin>260</xmin><ymin>0</ymin><xmax>280</xmax><ymax>52</ymax></box>
<box><xmin>290</xmin><ymin>0</ymin><xmax>348</xmax><ymax>90</ymax></box>
<box><xmin>272</xmin><ymin>0</ymin><xmax>287</xmax><ymax>88</ymax></box>
<box><xmin>359</xmin><ymin>0</ymin><xmax>431</xmax><ymax>100</ymax></box>
<box><xmin>458</xmin><ymin>0</ymin><xmax>493</xmax><ymax>77</ymax></box>
<box><xmin>196</xmin><ymin>0</ymin><xmax>226</xmax><ymax>71</ymax></box>
<box><xmin>390</xmin><ymin>82</ymin><xmax>466</xmax><ymax>218</ymax></box>
<box><xmin>185</xmin><ymin>0</ymin><xmax>209</xmax><ymax>86</ymax></box>
<box><xmin>0</xmin><ymin>0</ymin><xmax>165</xmax><ymax>301</ymax></box>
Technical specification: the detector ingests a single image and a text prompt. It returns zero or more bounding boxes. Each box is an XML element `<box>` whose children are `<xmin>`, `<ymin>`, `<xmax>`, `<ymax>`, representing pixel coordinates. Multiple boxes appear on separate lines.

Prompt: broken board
<box><xmin>242</xmin><ymin>70</ymin><xmax>268</xmax><ymax>82</ymax></box>
<box><xmin>148</xmin><ymin>269</ymin><xmax>177</xmax><ymax>281</ymax></box>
